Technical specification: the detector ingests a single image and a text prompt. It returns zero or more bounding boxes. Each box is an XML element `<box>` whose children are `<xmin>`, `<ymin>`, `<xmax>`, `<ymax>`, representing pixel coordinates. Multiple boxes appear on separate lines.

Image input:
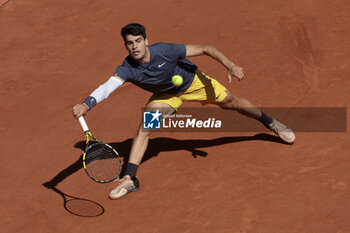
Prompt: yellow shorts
<box><xmin>149</xmin><ymin>70</ymin><xmax>228</xmax><ymax>111</ymax></box>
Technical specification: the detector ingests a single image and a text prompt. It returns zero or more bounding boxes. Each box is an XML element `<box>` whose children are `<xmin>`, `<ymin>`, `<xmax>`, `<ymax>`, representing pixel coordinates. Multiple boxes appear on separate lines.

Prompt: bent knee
<box><xmin>219</xmin><ymin>93</ymin><xmax>241</xmax><ymax>109</ymax></box>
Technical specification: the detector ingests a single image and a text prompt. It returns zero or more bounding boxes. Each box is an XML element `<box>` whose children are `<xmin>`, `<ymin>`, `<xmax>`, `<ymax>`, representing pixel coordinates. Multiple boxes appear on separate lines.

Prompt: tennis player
<box><xmin>72</xmin><ymin>23</ymin><xmax>295</xmax><ymax>199</ymax></box>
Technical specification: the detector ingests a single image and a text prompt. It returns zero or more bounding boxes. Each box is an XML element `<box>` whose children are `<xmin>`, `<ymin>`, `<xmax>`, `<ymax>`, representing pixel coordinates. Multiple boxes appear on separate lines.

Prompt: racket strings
<box><xmin>85</xmin><ymin>143</ymin><xmax>121</xmax><ymax>182</ymax></box>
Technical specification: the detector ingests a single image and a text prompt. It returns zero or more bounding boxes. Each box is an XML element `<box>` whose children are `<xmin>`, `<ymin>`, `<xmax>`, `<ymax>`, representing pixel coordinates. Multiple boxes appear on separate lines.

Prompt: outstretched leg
<box><xmin>109</xmin><ymin>102</ymin><xmax>175</xmax><ymax>199</ymax></box>
<box><xmin>218</xmin><ymin>91</ymin><xmax>262</xmax><ymax>119</ymax></box>
<box><xmin>217</xmin><ymin>90</ymin><xmax>296</xmax><ymax>144</ymax></box>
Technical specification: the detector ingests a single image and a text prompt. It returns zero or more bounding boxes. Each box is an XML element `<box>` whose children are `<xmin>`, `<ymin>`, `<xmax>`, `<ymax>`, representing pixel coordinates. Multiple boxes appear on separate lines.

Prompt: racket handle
<box><xmin>78</xmin><ymin>116</ymin><xmax>89</xmax><ymax>132</ymax></box>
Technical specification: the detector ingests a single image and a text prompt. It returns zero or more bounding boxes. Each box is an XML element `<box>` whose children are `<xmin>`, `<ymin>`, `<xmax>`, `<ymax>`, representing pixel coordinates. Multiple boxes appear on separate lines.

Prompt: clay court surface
<box><xmin>1</xmin><ymin>0</ymin><xmax>350</xmax><ymax>232</ymax></box>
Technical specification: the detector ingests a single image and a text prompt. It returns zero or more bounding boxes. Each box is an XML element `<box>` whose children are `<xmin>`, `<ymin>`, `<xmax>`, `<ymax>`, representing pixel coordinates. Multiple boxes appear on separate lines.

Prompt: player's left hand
<box><xmin>228</xmin><ymin>64</ymin><xmax>244</xmax><ymax>83</ymax></box>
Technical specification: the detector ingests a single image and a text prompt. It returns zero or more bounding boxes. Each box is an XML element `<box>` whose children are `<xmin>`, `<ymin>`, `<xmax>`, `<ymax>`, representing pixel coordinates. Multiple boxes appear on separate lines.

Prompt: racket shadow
<box><xmin>42</xmin><ymin>155</ymin><xmax>105</xmax><ymax>217</ymax></box>
<box><xmin>42</xmin><ymin>183</ymin><xmax>105</xmax><ymax>217</ymax></box>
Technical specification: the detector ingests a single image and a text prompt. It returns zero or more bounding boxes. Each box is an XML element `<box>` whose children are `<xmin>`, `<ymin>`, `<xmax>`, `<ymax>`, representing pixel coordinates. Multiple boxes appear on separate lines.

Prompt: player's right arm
<box><xmin>185</xmin><ymin>44</ymin><xmax>244</xmax><ymax>83</ymax></box>
<box><xmin>72</xmin><ymin>75</ymin><xmax>125</xmax><ymax>119</ymax></box>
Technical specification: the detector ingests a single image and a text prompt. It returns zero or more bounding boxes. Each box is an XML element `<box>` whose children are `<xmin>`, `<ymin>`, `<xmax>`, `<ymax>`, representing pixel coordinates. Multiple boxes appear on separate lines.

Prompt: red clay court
<box><xmin>1</xmin><ymin>0</ymin><xmax>349</xmax><ymax>232</ymax></box>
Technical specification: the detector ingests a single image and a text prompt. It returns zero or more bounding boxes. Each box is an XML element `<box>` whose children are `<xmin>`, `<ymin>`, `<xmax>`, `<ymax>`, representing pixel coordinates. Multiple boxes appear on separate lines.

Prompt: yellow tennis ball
<box><xmin>172</xmin><ymin>75</ymin><xmax>183</xmax><ymax>86</ymax></box>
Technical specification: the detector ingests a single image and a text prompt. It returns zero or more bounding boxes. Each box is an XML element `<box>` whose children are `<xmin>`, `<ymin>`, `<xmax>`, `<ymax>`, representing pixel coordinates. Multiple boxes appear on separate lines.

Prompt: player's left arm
<box><xmin>72</xmin><ymin>75</ymin><xmax>124</xmax><ymax>119</ymax></box>
<box><xmin>185</xmin><ymin>44</ymin><xmax>244</xmax><ymax>82</ymax></box>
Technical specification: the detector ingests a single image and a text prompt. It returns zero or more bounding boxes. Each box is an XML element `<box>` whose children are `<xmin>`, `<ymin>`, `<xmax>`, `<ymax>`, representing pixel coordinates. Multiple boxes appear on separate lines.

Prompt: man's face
<box><xmin>124</xmin><ymin>34</ymin><xmax>149</xmax><ymax>62</ymax></box>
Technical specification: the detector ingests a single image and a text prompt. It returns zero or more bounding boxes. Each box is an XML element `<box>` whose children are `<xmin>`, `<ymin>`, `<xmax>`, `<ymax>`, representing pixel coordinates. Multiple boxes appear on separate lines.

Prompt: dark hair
<box><xmin>121</xmin><ymin>23</ymin><xmax>146</xmax><ymax>42</ymax></box>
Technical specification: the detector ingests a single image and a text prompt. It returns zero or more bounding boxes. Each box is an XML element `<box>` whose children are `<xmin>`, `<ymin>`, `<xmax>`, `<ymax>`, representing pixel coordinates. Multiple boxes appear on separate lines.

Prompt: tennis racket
<box><xmin>78</xmin><ymin>116</ymin><xmax>122</xmax><ymax>183</ymax></box>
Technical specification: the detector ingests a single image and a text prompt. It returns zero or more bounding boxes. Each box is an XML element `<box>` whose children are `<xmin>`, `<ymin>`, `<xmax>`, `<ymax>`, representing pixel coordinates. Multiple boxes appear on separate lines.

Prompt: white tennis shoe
<box><xmin>268</xmin><ymin>118</ymin><xmax>296</xmax><ymax>144</ymax></box>
<box><xmin>109</xmin><ymin>175</ymin><xmax>140</xmax><ymax>199</ymax></box>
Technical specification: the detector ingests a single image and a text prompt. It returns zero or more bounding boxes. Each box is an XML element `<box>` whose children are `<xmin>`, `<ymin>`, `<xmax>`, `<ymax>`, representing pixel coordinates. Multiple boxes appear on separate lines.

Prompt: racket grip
<box><xmin>78</xmin><ymin>116</ymin><xmax>89</xmax><ymax>132</ymax></box>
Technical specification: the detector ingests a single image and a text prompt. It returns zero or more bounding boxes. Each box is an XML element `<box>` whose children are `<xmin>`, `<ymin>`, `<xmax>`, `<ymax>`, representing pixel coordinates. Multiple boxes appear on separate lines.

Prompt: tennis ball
<box><xmin>172</xmin><ymin>75</ymin><xmax>183</xmax><ymax>86</ymax></box>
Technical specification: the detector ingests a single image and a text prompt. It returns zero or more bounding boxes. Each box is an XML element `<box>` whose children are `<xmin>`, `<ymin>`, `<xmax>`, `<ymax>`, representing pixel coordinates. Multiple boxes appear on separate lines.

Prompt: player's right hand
<box><xmin>227</xmin><ymin>63</ymin><xmax>244</xmax><ymax>83</ymax></box>
<box><xmin>72</xmin><ymin>103</ymin><xmax>90</xmax><ymax>119</ymax></box>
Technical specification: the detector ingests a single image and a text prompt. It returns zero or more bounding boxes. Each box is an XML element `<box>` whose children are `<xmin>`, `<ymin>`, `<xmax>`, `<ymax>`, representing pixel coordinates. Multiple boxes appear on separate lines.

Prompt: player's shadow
<box><xmin>42</xmin><ymin>155</ymin><xmax>84</xmax><ymax>188</ymax></box>
<box><xmin>42</xmin><ymin>133</ymin><xmax>284</xmax><ymax>216</ymax></box>
<box><xmin>44</xmin><ymin>133</ymin><xmax>286</xmax><ymax>187</ymax></box>
<box><xmin>44</xmin><ymin>133</ymin><xmax>284</xmax><ymax>184</ymax></box>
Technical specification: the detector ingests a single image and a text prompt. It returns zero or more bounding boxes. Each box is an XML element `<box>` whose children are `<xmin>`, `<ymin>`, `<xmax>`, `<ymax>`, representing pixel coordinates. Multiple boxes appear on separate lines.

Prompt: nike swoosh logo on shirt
<box><xmin>158</xmin><ymin>62</ymin><xmax>166</xmax><ymax>68</ymax></box>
